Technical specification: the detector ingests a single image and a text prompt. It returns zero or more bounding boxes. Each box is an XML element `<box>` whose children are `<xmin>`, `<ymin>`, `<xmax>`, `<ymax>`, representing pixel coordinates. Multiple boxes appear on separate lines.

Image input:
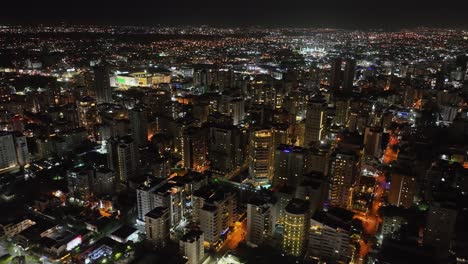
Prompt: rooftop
<box><xmin>285</xmin><ymin>198</ymin><xmax>310</xmax><ymax>215</ymax></box>
<box><xmin>145</xmin><ymin>207</ymin><xmax>169</xmax><ymax>219</ymax></box>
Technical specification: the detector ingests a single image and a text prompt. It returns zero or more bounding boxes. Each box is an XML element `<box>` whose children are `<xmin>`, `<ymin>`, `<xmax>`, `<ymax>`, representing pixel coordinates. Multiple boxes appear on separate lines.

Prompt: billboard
<box><xmin>112</xmin><ymin>76</ymin><xmax>138</xmax><ymax>87</ymax></box>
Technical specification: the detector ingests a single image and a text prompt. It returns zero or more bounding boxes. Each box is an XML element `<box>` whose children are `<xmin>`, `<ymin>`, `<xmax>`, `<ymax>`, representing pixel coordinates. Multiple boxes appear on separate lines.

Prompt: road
<box><xmin>353</xmin><ymin>172</ymin><xmax>385</xmax><ymax>263</ymax></box>
<box><xmin>201</xmin><ymin>220</ymin><xmax>246</xmax><ymax>264</ymax></box>
<box><xmin>219</xmin><ymin>220</ymin><xmax>246</xmax><ymax>254</ymax></box>
<box><xmin>382</xmin><ymin>133</ymin><xmax>399</xmax><ymax>165</ymax></box>
<box><xmin>354</xmin><ymin>134</ymin><xmax>392</xmax><ymax>263</ymax></box>
<box><xmin>0</xmin><ymin>240</ymin><xmax>49</xmax><ymax>264</ymax></box>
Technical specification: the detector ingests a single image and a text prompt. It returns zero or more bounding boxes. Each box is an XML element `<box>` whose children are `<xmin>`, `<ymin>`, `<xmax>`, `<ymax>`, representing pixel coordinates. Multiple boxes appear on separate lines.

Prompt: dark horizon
<box><xmin>1</xmin><ymin>0</ymin><xmax>468</xmax><ymax>29</ymax></box>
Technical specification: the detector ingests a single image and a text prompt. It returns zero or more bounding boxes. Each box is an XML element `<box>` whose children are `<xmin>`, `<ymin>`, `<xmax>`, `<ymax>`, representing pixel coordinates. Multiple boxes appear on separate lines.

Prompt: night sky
<box><xmin>1</xmin><ymin>0</ymin><xmax>468</xmax><ymax>28</ymax></box>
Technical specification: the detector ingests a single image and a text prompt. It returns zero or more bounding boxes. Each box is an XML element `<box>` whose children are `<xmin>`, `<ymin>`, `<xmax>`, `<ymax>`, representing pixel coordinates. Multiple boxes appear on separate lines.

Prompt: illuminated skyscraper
<box><xmin>271</xmin><ymin>123</ymin><xmax>289</xmax><ymax>172</ymax></box>
<box><xmin>307</xmin><ymin>147</ymin><xmax>329</xmax><ymax>175</ymax></box>
<box><xmin>152</xmin><ymin>183</ymin><xmax>184</xmax><ymax>228</ymax></box>
<box><xmin>136</xmin><ymin>180</ymin><xmax>184</xmax><ymax>228</ymax></box>
<box><xmin>282</xmin><ymin>199</ymin><xmax>310</xmax><ymax>257</ymax></box>
<box><xmin>181</xmin><ymin>127</ymin><xmax>208</xmax><ymax>172</ymax></box>
<box><xmin>94</xmin><ymin>167</ymin><xmax>116</xmax><ymax>196</ymax></box>
<box><xmin>329</xmin><ymin>58</ymin><xmax>355</xmax><ymax>92</ymax></box>
<box><xmin>273</xmin><ymin>145</ymin><xmax>306</xmax><ymax>187</ymax></box>
<box><xmin>246</xmin><ymin>193</ymin><xmax>277</xmax><ymax>247</ymax></box>
<box><xmin>137</xmin><ymin>182</ymin><xmax>157</xmax><ymax>221</ymax></box>
<box><xmin>227</xmin><ymin>98</ymin><xmax>245</xmax><ymax>125</ymax></box>
<box><xmin>364</xmin><ymin>126</ymin><xmax>383</xmax><ymax>158</ymax></box>
<box><xmin>107</xmin><ymin>136</ymin><xmax>138</xmax><ymax>182</ymax></box>
<box><xmin>334</xmin><ymin>99</ymin><xmax>350</xmax><ymax>126</ymax></box>
<box><xmin>388</xmin><ymin>173</ymin><xmax>416</xmax><ymax>209</ymax></box>
<box><xmin>208</xmin><ymin>125</ymin><xmax>243</xmax><ymax>174</ymax></box>
<box><xmin>249</xmin><ymin>128</ymin><xmax>273</xmax><ymax>184</ymax></box>
<box><xmin>305</xmin><ymin>99</ymin><xmax>326</xmax><ymax>146</ymax></box>
<box><xmin>180</xmin><ymin>230</ymin><xmax>204</xmax><ymax>264</ymax></box>
<box><xmin>13</xmin><ymin>132</ymin><xmax>30</xmax><ymax>167</ymax></box>
<box><xmin>378</xmin><ymin>206</ymin><xmax>408</xmax><ymax>243</ymax></box>
<box><xmin>308</xmin><ymin>218</ymin><xmax>353</xmax><ymax>263</ymax></box>
<box><xmin>145</xmin><ymin>207</ymin><xmax>170</xmax><ymax>247</ymax></box>
<box><xmin>76</xmin><ymin>96</ymin><xmax>98</xmax><ymax>130</ymax></box>
<box><xmin>328</xmin><ymin>149</ymin><xmax>358</xmax><ymax>209</ymax></box>
<box><xmin>0</xmin><ymin>132</ymin><xmax>19</xmax><ymax>174</ymax></box>
<box><xmin>67</xmin><ymin>166</ymin><xmax>93</xmax><ymax>200</ymax></box>
<box><xmin>196</xmin><ymin>190</ymin><xmax>237</xmax><ymax>245</ymax></box>
<box><xmin>272</xmin><ymin>123</ymin><xmax>289</xmax><ymax>148</ymax></box>
<box><xmin>94</xmin><ymin>64</ymin><xmax>113</xmax><ymax>103</ymax></box>
<box><xmin>129</xmin><ymin>106</ymin><xmax>148</xmax><ymax>147</ymax></box>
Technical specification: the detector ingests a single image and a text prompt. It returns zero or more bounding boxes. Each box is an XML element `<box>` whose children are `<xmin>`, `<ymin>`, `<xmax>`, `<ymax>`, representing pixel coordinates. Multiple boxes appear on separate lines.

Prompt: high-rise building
<box><xmin>208</xmin><ymin>125</ymin><xmax>243</xmax><ymax>174</ymax></box>
<box><xmin>378</xmin><ymin>206</ymin><xmax>409</xmax><ymax>243</ymax></box>
<box><xmin>363</xmin><ymin>126</ymin><xmax>383</xmax><ymax>158</ymax></box>
<box><xmin>181</xmin><ymin>127</ymin><xmax>208</xmax><ymax>172</ymax></box>
<box><xmin>76</xmin><ymin>96</ymin><xmax>98</xmax><ymax>130</ymax></box>
<box><xmin>107</xmin><ymin>136</ymin><xmax>138</xmax><ymax>183</ymax></box>
<box><xmin>100</xmin><ymin>117</ymin><xmax>130</xmax><ymax>140</ymax></box>
<box><xmin>343</xmin><ymin>58</ymin><xmax>356</xmax><ymax>92</ymax></box>
<box><xmin>304</xmin><ymin>99</ymin><xmax>326</xmax><ymax>146</ymax></box>
<box><xmin>296</xmin><ymin>172</ymin><xmax>325</xmax><ymax>215</ymax></box>
<box><xmin>275</xmin><ymin>187</ymin><xmax>295</xmax><ymax>225</ymax></box>
<box><xmin>271</xmin><ymin>124</ymin><xmax>289</xmax><ymax>171</ymax></box>
<box><xmin>193</xmin><ymin>186</ymin><xmax>237</xmax><ymax>245</ymax></box>
<box><xmin>328</xmin><ymin>149</ymin><xmax>359</xmax><ymax>209</ymax></box>
<box><xmin>150</xmin><ymin>156</ymin><xmax>171</xmax><ymax>179</ymax></box>
<box><xmin>282</xmin><ymin>199</ymin><xmax>310</xmax><ymax>257</ymax></box>
<box><xmin>192</xmin><ymin>103</ymin><xmax>210</xmax><ymax>124</ymax></box>
<box><xmin>137</xmin><ymin>182</ymin><xmax>158</xmax><ymax>221</ymax></box>
<box><xmin>0</xmin><ymin>132</ymin><xmax>19</xmax><ymax>174</ymax></box>
<box><xmin>152</xmin><ymin>183</ymin><xmax>184</xmax><ymax>228</ymax></box>
<box><xmin>246</xmin><ymin>193</ymin><xmax>277</xmax><ymax>247</ymax></box>
<box><xmin>145</xmin><ymin>90</ymin><xmax>171</xmax><ymax>116</ymax></box>
<box><xmin>273</xmin><ymin>145</ymin><xmax>306</xmax><ymax>187</ymax></box>
<box><xmin>94</xmin><ymin>167</ymin><xmax>116</xmax><ymax>196</ymax></box>
<box><xmin>249</xmin><ymin>128</ymin><xmax>273</xmax><ymax>184</ymax></box>
<box><xmin>180</xmin><ymin>230</ymin><xmax>204</xmax><ymax>264</ymax></box>
<box><xmin>334</xmin><ymin>99</ymin><xmax>350</xmax><ymax>126</ymax></box>
<box><xmin>424</xmin><ymin>204</ymin><xmax>458</xmax><ymax>261</ymax></box>
<box><xmin>388</xmin><ymin>173</ymin><xmax>416</xmax><ymax>209</ymax></box>
<box><xmin>307</xmin><ymin>147</ymin><xmax>329</xmax><ymax>175</ymax></box>
<box><xmin>227</xmin><ymin>98</ymin><xmax>245</xmax><ymax>125</ymax></box>
<box><xmin>271</xmin><ymin>124</ymin><xmax>289</xmax><ymax>148</ymax></box>
<box><xmin>330</xmin><ymin>58</ymin><xmax>342</xmax><ymax>90</ymax></box>
<box><xmin>308</xmin><ymin>218</ymin><xmax>353</xmax><ymax>263</ymax></box>
<box><xmin>253</xmin><ymin>83</ymin><xmax>278</xmax><ymax>109</ymax></box>
<box><xmin>67</xmin><ymin>167</ymin><xmax>93</xmax><ymax>200</ymax></box>
<box><xmin>94</xmin><ymin>64</ymin><xmax>113</xmax><ymax>103</ymax></box>
<box><xmin>35</xmin><ymin>137</ymin><xmax>54</xmax><ymax>160</ymax></box>
<box><xmin>329</xmin><ymin>58</ymin><xmax>355</xmax><ymax>92</ymax></box>
<box><xmin>13</xmin><ymin>132</ymin><xmax>29</xmax><ymax>167</ymax></box>
<box><xmin>129</xmin><ymin>106</ymin><xmax>148</xmax><ymax>147</ymax></box>
<box><xmin>136</xmin><ymin>180</ymin><xmax>184</xmax><ymax>228</ymax></box>
<box><xmin>145</xmin><ymin>207</ymin><xmax>170</xmax><ymax>247</ymax></box>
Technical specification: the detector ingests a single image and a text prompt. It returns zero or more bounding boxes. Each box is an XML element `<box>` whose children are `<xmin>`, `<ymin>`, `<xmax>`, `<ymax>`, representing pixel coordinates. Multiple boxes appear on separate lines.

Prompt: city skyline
<box><xmin>0</xmin><ymin>13</ymin><xmax>466</xmax><ymax>264</ymax></box>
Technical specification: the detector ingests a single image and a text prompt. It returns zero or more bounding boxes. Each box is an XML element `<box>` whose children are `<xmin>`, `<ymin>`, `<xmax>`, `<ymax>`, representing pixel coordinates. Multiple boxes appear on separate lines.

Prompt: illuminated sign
<box><xmin>114</xmin><ymin>76</ymin><xmax>138</xmax><ymax>86</ymax></box>
<box><xmin>116</xmin><ymin>76</ymin><xmax>126</xmax><ymax>84</ymax></box>
<box><xmin>66</xmin><ymin>235</ymin><xmax>82</xmax><ymax>251</ymax></box>
<box><xmin>396</xmin><ymin>111</ymin><xmax>409</xmax><ymax>118</ymax></box>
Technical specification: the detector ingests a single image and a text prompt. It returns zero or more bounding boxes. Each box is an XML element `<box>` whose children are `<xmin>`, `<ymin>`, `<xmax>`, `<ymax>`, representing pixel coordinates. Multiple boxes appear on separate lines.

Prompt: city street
<box><xmin>219</xmin><ymin>220</ymin><xmax>247</xmax><ymax>254</ymax></box>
